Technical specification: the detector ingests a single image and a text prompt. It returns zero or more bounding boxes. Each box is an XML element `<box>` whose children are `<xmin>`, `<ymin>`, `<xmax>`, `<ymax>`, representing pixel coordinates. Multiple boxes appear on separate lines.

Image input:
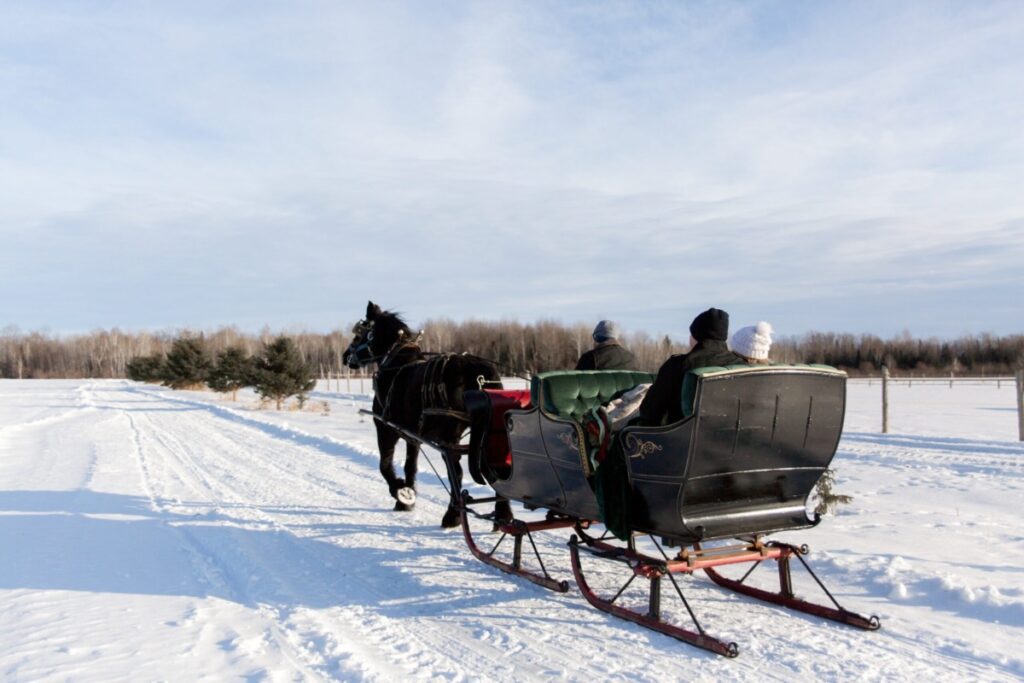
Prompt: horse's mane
<box><xmin>373</xmin><ymin>309</ymin><xmax>413</xmax><ymax>343</ymax></box>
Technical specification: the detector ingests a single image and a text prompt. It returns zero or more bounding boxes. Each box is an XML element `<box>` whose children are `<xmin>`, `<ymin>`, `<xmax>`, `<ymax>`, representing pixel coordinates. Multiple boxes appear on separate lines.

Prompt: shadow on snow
<box><xmin>0</xmin><ymin>489</ymin><xmax>537</xmax><ymax>619</ymax></box>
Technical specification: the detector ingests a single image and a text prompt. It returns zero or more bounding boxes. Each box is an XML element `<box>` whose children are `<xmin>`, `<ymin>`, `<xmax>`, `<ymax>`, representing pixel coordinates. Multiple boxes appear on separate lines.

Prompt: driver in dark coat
<box><xmin>575</xmin><ymin>320</ymin><xmax>639</xmax><ymax>370</ymax></box>
<box><xmin>636</xmin><ymin>307</ymin><xmax>743</xmax><ymax>425</ymax></box>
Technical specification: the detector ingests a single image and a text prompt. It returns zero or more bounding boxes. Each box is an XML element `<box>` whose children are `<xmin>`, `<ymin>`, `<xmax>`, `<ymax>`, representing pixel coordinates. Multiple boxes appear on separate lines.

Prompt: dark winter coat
<box><xmin>636</xmin><ymin>339</ymin><xmax>744</xmax><ymax>426</ymax></box>
<box><xmin>595</xmin><ymin>338</ymin><xmax>744</xmax><ymax>539</ymax></box>
<box><xmin>575</xmin><ymin>342</ymin><xmax>639</xmax><ymax>371</ymax></box>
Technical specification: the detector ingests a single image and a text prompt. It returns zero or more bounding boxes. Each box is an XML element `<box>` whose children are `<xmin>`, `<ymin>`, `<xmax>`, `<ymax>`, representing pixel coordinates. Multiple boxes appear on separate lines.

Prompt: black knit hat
<box><xmin>689</xmin><ymin>308</ymin><xmax>730</xmax><ymax>342</ymax></box>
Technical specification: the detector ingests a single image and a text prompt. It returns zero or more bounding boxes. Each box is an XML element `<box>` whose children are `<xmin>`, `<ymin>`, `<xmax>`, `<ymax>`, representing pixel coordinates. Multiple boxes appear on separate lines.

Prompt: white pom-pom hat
<box><xmin>730</xmin><ymin>321</ymin><xmax>774</xmax><ymax>360</ymax></box>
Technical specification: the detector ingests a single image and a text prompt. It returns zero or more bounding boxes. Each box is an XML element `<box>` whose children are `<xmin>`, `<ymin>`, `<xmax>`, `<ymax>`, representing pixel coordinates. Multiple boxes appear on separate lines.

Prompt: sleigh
<box><xmin>463</xmin><ymin>365</ymin><xmax>880</xmax><ymax>656</ymax></box>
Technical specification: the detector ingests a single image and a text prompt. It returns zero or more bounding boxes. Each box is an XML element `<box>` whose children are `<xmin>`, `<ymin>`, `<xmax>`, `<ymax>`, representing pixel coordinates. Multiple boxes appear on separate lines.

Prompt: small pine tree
<box><xmin>813</xmin><ymin>468</ymin><xmax>853</xmax><ymax>516</ymax></box>
<box><xmin>251</xmin><ymin>336</ymin><xmax>316</xmax><ymax>410</ymax></box>
<box><xmin>162</xmin><ymin>336</ymin><xmax>212</xmax><ymax>389</ymax></box>
<box><xmin>126</xmin><ymin>354</ymin><xmax>165</xmax><ymax>382</ymax></box>
<box><xmin>207</xmin><ymin>347</ymin><xmax>252</xmax><ymax>401</ymax></box>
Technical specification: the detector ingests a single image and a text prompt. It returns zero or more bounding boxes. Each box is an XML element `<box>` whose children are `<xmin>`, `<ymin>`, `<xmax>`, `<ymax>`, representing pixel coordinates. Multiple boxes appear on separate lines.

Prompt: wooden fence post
<box><xmin>882</xmin><ymin>366</ymin><xmax>890</xmax><ymax>434</ymax></box>
<box><xmin>1016</xmin><ymin>369</ymin><xmax>1023</xmax><ymax>442</ymax></box>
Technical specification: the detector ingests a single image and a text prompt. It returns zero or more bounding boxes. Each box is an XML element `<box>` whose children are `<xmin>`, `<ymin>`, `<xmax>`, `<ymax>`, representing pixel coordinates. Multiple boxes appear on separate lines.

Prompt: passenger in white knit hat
<box><xmin>730</xmin><ymin>321</ymin><xmax>774</xmax><ymax>364</ymax></box>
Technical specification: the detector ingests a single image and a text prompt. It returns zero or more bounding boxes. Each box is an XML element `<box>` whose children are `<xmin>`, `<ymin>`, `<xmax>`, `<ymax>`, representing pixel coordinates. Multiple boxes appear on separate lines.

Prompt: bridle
<box><xmin>346</xmin><ymin>319</ymin><xmax>380</xmax><ymax>366</ymax></box>
<box><xmin>347</xmin><ymin>319</ymin><xmax>423</xmax><ymax>369</ymax></box>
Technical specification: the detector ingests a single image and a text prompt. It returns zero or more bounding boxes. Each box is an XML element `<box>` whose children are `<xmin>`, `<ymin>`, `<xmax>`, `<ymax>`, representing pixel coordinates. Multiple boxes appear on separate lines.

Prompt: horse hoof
<box><xmin>394</xmin><ymin>500</ymin><xmax>414</xmax><ymax>512</ymax></box>
<box><xmin>440</xmin><ymin>508</ymin><xmax>461</xmax><ymax>529</ymax></box>
<box><xmin>396</xmin><ymin>487</ymin><xmax>417</xmax><ymax>506</ymax></box>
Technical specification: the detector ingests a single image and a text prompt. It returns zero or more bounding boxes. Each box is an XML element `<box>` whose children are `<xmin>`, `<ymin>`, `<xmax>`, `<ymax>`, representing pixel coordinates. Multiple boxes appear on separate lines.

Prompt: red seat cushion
<box><xmin>482</xmin><ymin>390</ymin><xmax>531</xmax><ymax>469</ymax></box>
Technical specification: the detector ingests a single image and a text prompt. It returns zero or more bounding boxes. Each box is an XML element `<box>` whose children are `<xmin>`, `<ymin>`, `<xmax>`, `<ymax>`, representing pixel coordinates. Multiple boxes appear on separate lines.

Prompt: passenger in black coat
<box><xmin>636</xmin><ymin>308</ymin><xmax>744</xmax><ymax>426</ymax></box>
<box><xmin>575</xmin><ymin>320</ymin><xmax>639</xmax><ymax>371</ymax></box>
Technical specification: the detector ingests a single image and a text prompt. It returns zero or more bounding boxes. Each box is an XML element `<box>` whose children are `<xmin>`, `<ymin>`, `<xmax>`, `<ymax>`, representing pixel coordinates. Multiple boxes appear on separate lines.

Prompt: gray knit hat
<box><xmin>592</xmin><ymin>320</ymin><xmax>620</xmax><ymax>343</ymax></box>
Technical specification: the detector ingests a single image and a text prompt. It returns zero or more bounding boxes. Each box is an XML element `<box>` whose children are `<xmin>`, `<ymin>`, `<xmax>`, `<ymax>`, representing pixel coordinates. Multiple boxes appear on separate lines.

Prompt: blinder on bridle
<box><xmin>347</xmin><ymin>319</ymin><xmax>377</xmax><ymax>366</ymax></box>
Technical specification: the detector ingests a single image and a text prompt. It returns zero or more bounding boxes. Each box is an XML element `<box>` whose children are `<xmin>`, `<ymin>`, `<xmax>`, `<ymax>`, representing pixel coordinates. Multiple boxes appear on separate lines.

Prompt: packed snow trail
<box><xmin>1</xmin><ymin>380</ymin><xmax>1021</xmax><ymax>681</ymax></box>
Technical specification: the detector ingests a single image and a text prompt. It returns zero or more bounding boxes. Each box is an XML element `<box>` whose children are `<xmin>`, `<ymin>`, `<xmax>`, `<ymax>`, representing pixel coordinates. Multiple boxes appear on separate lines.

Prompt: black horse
<box><xmin>342</xmin><ymin>301</ymin><xmax>508</xmax><ymax>528</ymax></box>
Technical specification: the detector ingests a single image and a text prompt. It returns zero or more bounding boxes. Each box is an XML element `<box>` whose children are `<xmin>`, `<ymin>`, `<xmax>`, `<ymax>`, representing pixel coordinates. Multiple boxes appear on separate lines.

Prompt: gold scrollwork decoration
<box><xmin>624</xmin><ymin>433</ymin><xmax>663</xmax><ymax>460</ymax></box>
<box><xmin>556</xmin><ymin>430</ymin><xmax>579</xmax><ymax>452</ymax></box>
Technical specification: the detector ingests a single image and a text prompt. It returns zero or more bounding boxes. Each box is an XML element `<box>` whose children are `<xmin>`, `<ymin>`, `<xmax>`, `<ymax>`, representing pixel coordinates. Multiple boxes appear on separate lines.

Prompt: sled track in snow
<box><xmin>87</xmin><ymin>384</ymin><xmax>622</xmax><ymax>681</ymax></box>
<box><xmin>840</xmin><ymin>433</ymin><xmax>1024</xmax><ymax>477</ymax></box>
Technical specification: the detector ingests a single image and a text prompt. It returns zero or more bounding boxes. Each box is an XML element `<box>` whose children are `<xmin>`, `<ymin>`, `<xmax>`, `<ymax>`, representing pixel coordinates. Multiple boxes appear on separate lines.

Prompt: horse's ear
<box><xmin>366</xmin><ymin>301</ymin><xmax>381</xmax><ymax>319</ymax></box>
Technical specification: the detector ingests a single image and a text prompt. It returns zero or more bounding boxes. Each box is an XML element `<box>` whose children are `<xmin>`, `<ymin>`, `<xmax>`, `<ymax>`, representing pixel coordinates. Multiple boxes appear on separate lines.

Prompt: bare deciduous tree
<box><xmin>1</xmin><ymin>324</ymin><xmax>1021</xmax><ymax>379</ymax></box>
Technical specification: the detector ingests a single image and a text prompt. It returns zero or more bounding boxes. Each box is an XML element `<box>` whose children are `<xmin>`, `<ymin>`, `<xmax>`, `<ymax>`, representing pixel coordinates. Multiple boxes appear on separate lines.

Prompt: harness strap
<box><xmin>376</xmin><ymin>339</ymin><xmax>425</xmax><ymax>423</ymax></box>
<box><xmin>421</xmin><ymin>408</ymin><xmax>471</xmax><ymax>423</ymax></box>
<box><xmin>419</xmin><ymin>354</ymin><xmax>453</xmax><ymax>432</ymax></box>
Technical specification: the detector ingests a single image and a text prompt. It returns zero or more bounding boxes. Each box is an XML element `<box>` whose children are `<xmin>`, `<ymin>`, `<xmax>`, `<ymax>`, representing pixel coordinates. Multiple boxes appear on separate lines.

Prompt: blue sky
<box><xmin>1</xmin><ymin>1</ymin><xmax>1022</xmax><ymax>340</ymax></box>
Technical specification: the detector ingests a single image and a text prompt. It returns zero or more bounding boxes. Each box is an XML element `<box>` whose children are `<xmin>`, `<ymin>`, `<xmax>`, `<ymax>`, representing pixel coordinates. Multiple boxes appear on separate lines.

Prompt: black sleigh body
<box><xmin>468</xmin><ymin>365</ymin><xmax>846</xmax><ymax>543</ymax></box>
<box><xmin>461</xmin><ymin>365</ymin><xmax>878</xmax><ymax>657</ymax></box>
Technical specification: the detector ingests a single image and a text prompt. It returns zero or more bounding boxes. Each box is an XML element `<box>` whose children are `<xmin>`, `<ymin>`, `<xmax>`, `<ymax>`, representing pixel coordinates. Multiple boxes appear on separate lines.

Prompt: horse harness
<box><xmin>419</xmin><ymin>354</ymin><xmax>472</xmax><ymax>429</ymax></box>
<box><xmin>373</xmin><ymin>338</ymin><xmax>470</xmax><ymax>433</ymax></box>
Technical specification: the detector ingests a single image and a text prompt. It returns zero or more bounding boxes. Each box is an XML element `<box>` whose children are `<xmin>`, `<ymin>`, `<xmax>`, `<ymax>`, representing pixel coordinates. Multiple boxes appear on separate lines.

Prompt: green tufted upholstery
<box><xmin>680</xmin><ymin>363</ymin><xmax>846</xmax><ymax>418</ymax></box>
<box><xmin>532</xmin><ymin>370</ymin><xmax>654</xmax><ymax>422</ymax></box>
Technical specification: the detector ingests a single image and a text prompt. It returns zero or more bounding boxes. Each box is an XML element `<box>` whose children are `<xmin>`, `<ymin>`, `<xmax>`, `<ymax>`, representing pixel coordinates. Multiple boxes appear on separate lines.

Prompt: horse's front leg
<box><xmin>393</xmin><ymin>439</ymin><xmax>419</xmax><ymax>511</ymax></box>
<box><xmin>375</xmin><ymin>422</ymin><xmax>412</xmax><ymax>511</ymax></box>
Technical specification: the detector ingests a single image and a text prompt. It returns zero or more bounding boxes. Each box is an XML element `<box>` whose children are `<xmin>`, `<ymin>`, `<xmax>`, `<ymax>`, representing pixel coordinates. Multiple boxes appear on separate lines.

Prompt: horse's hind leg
<box><xmin>493</xmin><ymin>499</ymin><xmax>513</xmax><ymax>530</ymax></box>
<box><xmin>440</xmin><ymin>451</ymin><xmax>463</xmax><ymax>529</ymax></box>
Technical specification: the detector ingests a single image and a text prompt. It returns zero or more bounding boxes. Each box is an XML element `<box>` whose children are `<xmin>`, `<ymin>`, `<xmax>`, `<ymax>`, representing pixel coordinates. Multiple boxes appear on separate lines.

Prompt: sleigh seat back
<box><xmin>618</xmin><ymin>364</ymin><xmax>846</xmax><ymax>542</ymax></box>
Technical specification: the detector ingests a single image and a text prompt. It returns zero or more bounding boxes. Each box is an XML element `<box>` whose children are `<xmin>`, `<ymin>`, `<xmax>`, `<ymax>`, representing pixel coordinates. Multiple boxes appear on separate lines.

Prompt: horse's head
<box><xmin>342</xmin><ymin>301</ymin><xmax>414</xmax><ymax>369</ymax></box>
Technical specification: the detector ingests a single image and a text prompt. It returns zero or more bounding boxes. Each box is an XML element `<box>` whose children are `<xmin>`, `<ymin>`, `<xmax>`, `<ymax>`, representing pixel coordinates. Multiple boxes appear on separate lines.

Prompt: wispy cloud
<box><xmin>1</xmin><ymin>1</ymin><xmax>1022</xmax><ymax>337</ymax></box>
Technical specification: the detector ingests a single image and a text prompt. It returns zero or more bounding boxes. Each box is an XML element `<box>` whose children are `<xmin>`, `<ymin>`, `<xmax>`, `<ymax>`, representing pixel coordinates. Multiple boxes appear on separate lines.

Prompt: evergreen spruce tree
<box><xmin>206</xmin><ymin>347</ymin><xmax>252</xmax><ymax>401</ymax></box>
<box><xmin>162</xmin><ymin>336</ymin><xmax>212</xmax><ymax>389</ymax></box>
<box><xmin>126</xmin><ymin>354</ymin><xmax>165</xmax><ymax>383</ymax></box>
<box><xmin>251</xmin><ymin>336</ymin><xmax>316</xmax><ymax>410</ymax></box>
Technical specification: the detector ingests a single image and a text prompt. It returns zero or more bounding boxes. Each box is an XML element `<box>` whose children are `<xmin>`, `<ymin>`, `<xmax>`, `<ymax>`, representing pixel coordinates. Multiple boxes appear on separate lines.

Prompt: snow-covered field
<box><xmin>1</xmin><ymin>378</ymin><xmax>1021</xmax><ymax>682</ymax></box>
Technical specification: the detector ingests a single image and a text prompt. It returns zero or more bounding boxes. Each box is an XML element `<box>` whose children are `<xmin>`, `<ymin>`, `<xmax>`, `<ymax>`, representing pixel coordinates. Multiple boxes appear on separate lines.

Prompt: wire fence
<box><xmin>849</xmin><ymin>376</ymin><xmax>1016</xmax><ymax>389</ymax></box>
<box><xmin>860</xmin><ymin>370</ymin><xmax>1024</xmax><ymax>440</ymax></box>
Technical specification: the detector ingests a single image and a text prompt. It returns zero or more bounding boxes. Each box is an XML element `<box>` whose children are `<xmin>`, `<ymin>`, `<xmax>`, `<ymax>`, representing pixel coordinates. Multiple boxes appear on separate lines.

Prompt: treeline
<box><xmin>770</xmin><ymin>331</ymin><xmax>1024</xmax><ymax>376</ymax></box>
<box><xmin>419</xmin><ymin>318</ymin><xmax>687</xmax><ymax>377</ymax></box>
<box><xmin>0</xmin><ymin>327</ymin><xmax>348</xmax><ymax>380</ymax></box>
<box><xmin>1</xmin><ymin>323</ymin><xmax>1022</xmax><ymax>379</ymax></box>
<box><xmin>422</xmin><ymin>322</ymin><xmax>1024</xmax><ymax>376</ymax></box>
